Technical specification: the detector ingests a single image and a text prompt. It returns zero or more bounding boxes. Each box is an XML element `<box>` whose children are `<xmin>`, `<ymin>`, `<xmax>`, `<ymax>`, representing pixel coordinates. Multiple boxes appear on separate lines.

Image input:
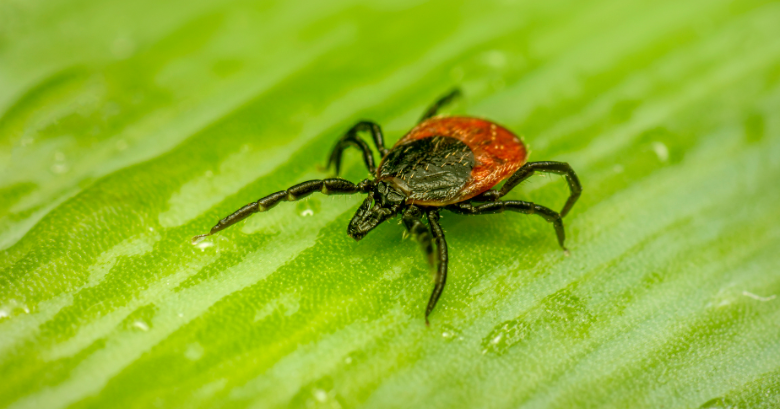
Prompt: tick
<box><xmin>193</xmin><ymin>89</ymin><xmax>582</xmax><ymax>324</ymax></box>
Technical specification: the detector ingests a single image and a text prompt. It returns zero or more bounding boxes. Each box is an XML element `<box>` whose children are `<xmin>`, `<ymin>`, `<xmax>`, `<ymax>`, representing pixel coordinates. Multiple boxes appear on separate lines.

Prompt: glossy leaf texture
<box><xmin>1</xmin><ymin>0</ymin><xmax>780</xmax><ymax>408</ymax></box>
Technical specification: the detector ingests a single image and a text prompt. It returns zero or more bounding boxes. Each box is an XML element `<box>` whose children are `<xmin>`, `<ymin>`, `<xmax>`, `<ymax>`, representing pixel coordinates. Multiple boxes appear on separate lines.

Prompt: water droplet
<box><xmin>132</xmin><ymin>321</ymin><xmax>149</xmax><ymax>331</ymax></box>
<box><xmin>312</xmin><ymin>389</ymin><xmax>328</xmax><ymax>403</ymax></box>
<box><xmin>481</xmin><ymin>318</ymin><xmax>531</xmax><ymax>354</ymax></box>
<box><xmin>51</xmin><ymin>151</ymin><xmax>70</xmax><ymax>174</ymax></box>
<box><xmin>613</xmin><ymin>164</ymin><xmax>624</xmax><ymax>173</ymax></box>
<box><xmin>344</xmin><ymin>356</ymin><xmax>353</xmax><ymax>364</ymax></box>
<box><xmin>295</xmin><ymin>198</ymin><xmax>321</xmax><ymax>216</ymax></box>
<box><xmin>195</xmin><ymin>240</ymin><xmax>214</xmax><ymax>251</ymax></box>
<box><xmin>0</xmin><ymin>308</ymin><xmax>9</xmax><ymax>319</ymax></box>
<box><xmin>651</xmin><ymin>141</ymin><xmax>669</xmax><ymax>162</ymax></box>
<box><xmin>440</xmin><ymin>324</ymin><xmax>462</xmax><ymax>341</ymax></box>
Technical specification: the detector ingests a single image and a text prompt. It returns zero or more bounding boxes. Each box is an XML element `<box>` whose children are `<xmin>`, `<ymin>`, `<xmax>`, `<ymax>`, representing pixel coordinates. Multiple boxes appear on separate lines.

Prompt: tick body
<box><xmin>378</xmin><ymin>117</ymin><xmax>527</xmax><ymax>206</ymax></box>
<box><xmin>193</xmin><ymin>90</ymin><xmax>582</xmax><ymax>325</ymax></box>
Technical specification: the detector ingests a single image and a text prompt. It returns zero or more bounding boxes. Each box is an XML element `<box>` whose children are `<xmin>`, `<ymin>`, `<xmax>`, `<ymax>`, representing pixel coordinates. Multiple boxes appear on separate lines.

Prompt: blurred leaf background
<box><xmin>1</xmin><ymin>0</ymin><xmax>780</xmax><ymax>408</ymax></box>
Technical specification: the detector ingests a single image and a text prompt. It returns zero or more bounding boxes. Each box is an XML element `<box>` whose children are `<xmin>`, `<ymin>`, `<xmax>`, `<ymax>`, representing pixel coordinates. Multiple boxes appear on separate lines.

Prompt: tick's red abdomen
<box><xmin>378</xmin><ymin>116</ymin><xmax>527</xmax><ymax>206</ymax></box>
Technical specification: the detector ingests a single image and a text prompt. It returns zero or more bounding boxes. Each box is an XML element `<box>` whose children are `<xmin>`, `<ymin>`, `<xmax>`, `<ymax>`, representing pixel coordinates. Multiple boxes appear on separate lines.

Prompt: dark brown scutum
<box><xmin>377</xmin><ymin>136</ymin><xmax>475</xmax><ymax>204</ymax></box>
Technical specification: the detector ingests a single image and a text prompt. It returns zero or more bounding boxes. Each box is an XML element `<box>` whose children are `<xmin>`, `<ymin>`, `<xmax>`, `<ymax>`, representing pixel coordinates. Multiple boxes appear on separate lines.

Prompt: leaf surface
<box><xmin>1</xmin><ymin>0</ymin><xmax>780</xmax><ymax>408</ymax></box>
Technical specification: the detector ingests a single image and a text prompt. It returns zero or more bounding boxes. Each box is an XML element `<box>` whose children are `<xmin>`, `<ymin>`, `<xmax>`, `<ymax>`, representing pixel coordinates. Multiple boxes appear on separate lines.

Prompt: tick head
<box><xmin>347</xmin><ymin>187</ymin><xmax>403</xmax><ymax>241</ymax></box>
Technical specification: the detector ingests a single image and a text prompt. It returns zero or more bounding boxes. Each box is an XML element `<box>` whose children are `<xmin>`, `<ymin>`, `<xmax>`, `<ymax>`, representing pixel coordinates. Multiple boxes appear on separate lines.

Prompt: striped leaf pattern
<box><xmin>1</xmin><ymin>0</ymin><xmax>780</xmax><ymax>408</ymax></box>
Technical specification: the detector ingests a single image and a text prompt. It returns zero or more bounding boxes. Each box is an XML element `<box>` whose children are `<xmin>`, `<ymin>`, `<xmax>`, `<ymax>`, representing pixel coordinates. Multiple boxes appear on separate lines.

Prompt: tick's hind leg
<box><xmin>425</xmin><ymin>210</ymin><xmax>448</xmax><ymax>325</ymax></box>
<box><xmin>402</xmin><ymin>206</ymin><xmax>448</xmax><ymax>325</ymax></box>
<box><xmin>446</xmin><ymin>200</ymin><xmax>567</xmax><ymax>252</ymax></box>
<box><xmin>419</xmin><ymin>89</ymin><xmax>462</xmax><ymax>122</ymax></box>
<box><xmin>192</xmin><ymin>178</ymin><xmax>372</xmax><ymax>243</ymax></box>
<box><xmin>327</xmin><ymin>121</ymin><xmax>388</xmax><ymax>175</ymax></box>
<box><xmin>500</xmin><ymin>161</ymin><xmax>582</xmax><ymax>217</ymax></box>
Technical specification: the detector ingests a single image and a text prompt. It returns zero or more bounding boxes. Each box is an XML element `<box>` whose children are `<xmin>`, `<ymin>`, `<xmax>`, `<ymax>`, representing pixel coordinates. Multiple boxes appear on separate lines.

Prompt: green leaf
<box><xmin>2</xmin><ymin>0</ymin><xmax>780</xmax><ymax>408</ymax></box>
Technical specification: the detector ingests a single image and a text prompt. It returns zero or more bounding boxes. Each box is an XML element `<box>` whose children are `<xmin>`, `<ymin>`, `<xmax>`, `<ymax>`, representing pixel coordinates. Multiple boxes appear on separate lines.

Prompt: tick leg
<box><xmin>499</xmin><ymin>161</ymin><xmax>582</xmax><ymax>217</ymax></box>
<box><xmin>424</xmin><ymin>210</ymin><xmax>448</xmax><ymax>325</ymax></box>
<box><xmin>402</xmin><ymin>205</ymin><xmax>434</xmax><ymax>267</ymax></box>
<box><xmin>327</xmin><ymin>121</ymin><xmax>388</xmax><ymax>175</ymax></box>
<box><xmin>419</xmin><ymin>88</ymin><xmax>462</xmax><ymax>123</ymax></box>
<box><xmin>469</xmin><ymin>189</ymin><xmax>501</xmax><ymax>202</ymax></box>
<box><xmin>445</xmin><ymin>200</ymin><xmax>567</xmax><ymax>251</ymax></box>
<box><xmin>192</xmin><ymin>178</ymin><xmax>373</xmax><ymax>243</ymax></box>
